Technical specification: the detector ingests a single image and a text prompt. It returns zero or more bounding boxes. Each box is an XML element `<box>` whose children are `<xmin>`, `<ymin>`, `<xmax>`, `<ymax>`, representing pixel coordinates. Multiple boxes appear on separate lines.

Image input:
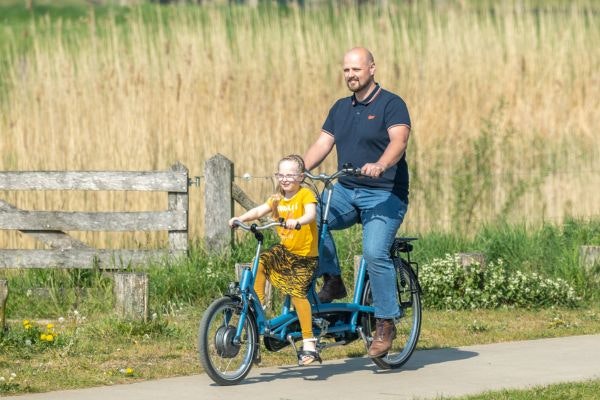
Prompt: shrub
<box><xmin>419</xmin><ymin>255</ymin><xmax>581</xmax><ymax>310</ymax></box>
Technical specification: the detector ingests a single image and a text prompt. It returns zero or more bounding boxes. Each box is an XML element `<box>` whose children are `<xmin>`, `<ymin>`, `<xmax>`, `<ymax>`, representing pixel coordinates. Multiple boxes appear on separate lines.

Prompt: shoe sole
<box><xmin>368</xmin><ymin>351</ymin><xmax>389</xmax><ymax>358</ymax></box>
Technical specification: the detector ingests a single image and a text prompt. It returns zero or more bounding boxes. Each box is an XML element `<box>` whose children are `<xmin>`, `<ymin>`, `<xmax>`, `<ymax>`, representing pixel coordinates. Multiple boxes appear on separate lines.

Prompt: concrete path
<box><xmin>13</xmin><ymin>334</ymin><xmax>600</xmax><ymax>400</ymax></box>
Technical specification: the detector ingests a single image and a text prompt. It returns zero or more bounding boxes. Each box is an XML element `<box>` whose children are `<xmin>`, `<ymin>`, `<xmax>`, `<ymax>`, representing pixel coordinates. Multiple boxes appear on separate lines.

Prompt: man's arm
<box><xmin>303</xmin><ymin>131</ymin><xmax>335</xmax><ymax>171</ymax></box>
<box><xmin>361</xmin><ymin>125</ymin><xmax>411</xmax><ymax>177</ymax></box>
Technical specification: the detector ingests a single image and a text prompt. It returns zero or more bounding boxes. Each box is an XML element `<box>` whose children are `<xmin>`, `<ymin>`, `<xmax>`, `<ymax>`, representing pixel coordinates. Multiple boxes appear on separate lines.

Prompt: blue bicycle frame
<box><xmin>199</xmin><ymin>166</ymin><xmax>421</xmax><ymax>385</ymax></box>
<box><xmin>231</xmin><ymin>166</ymin><xmax>373</xmax><ymax>346</ymax></box>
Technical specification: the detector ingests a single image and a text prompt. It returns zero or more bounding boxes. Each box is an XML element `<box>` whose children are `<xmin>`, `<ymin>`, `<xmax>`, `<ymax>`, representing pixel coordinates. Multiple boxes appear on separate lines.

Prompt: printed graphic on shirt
<box><xmin>267</xmin><ymin>187</ymin><xmax>318</xmax><ymax>257</ymax></box>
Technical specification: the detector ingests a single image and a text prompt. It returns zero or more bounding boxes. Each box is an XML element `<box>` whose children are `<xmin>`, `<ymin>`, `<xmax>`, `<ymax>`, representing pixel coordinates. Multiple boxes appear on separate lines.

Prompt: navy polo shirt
<box><xmin>322</xmin><ymin>84</ymin><xmax>411</xmax><ymax>203</ymax></box>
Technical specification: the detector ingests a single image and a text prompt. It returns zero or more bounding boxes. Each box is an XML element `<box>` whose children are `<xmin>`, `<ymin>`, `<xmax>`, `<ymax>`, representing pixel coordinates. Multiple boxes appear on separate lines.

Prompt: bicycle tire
<box><xmin>198</xmin><ymin>296</ymin><xmax>258</xmax><ymax>385</ymax></box>
<box><xmin>360</xmin><ymin>259</ymin><xmax>422</xmax><ymax>369</ymax></box>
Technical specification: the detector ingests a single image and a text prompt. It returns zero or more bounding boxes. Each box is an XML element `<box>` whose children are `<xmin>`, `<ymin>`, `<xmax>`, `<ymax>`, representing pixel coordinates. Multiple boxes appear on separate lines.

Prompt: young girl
<box><xmin>228</xmin><ymin>154</ymin><xmax>320</xmax><ymax>366</ymax></box>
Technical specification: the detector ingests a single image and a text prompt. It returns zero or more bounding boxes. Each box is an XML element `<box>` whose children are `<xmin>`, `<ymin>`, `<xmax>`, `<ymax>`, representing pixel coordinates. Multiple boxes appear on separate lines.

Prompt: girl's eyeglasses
<box><xmin>274</xmin><ymin>173</ymin><xmax>301</xmax><ymax>181</ymax></box>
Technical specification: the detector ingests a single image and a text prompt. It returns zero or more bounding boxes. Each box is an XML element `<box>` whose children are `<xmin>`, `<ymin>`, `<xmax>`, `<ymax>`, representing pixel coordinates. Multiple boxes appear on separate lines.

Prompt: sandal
<box><xmin>298</xmin><ymin>338</ymin><xmax>322</xmax><ymax>366</ymax></box>
<box><xmin>298</xmin><ymin>350</ymin><xmax>322</xmax><ymax>366</ymax></box>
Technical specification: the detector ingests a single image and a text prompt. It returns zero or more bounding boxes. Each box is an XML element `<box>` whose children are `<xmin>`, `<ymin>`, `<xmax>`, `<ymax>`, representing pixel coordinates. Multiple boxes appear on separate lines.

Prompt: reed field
<box><xmin>0</xmin><ymin>0</ymin><xmax>599</xmax><ymax>250</ymax></box>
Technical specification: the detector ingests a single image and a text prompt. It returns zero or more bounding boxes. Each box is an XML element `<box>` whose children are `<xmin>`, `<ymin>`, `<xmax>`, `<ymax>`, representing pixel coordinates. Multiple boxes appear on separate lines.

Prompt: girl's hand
<box><xmin>284</xmin><ymin>219</ymin><xmax>302</xmax><ymax>230</ymax></box>
<box><xmin>229</xmin><ymin>217</ymin><xmax>241</xmax><ymax>228</ymax></box>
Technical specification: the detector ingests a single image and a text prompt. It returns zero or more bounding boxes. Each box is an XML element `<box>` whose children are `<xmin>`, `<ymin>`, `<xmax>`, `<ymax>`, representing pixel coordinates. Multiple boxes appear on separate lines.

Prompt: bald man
<box><xmin>304</xmin><ymin>47</ymin><xmax>411</xmax><ymax>358</ymax></box>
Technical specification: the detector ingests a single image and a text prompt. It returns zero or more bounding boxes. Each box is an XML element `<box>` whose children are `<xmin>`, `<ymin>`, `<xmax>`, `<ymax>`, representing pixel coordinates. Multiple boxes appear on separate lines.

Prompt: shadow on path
<box><xmin>233</xmin><ymin>347</ymin><xmax>478</xmax><ymax>385</ymax></box>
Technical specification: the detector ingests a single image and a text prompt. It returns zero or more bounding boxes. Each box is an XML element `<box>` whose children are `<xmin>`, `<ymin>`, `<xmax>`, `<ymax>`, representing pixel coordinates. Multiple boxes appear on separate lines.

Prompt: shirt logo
<box><xmin>367</xmin><ymin>114</ymin><xmax>376</xmax><ymax>120</ymax></box>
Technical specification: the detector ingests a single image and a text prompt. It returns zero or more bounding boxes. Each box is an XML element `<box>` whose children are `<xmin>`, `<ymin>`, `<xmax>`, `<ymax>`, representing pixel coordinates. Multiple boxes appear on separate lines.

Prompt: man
<box><xmin>303</xmin><ymin>47</ymin><xmax>411</xmax><ymax>358</ymax></box>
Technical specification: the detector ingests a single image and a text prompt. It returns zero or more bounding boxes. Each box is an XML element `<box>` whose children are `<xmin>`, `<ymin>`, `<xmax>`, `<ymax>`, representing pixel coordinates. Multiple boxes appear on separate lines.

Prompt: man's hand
<box><xmin>361</xmin><ymin>162</ymin><xmax>386</xmax><ymax>178</ymax></box>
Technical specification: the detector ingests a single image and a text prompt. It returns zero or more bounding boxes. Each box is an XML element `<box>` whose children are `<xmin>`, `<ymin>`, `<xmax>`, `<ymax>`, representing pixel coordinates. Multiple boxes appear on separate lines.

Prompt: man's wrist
<box><xmin>374</xmin><ymin>162</ymin><xmax>386</xmax><ymax>172</ymax></box>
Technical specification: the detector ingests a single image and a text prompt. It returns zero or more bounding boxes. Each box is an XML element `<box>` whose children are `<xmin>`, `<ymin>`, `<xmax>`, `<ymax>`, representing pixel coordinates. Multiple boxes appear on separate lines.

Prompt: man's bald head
<box><xmin>343</xmin><ymin>47</ymin><xmax>375</xmax><ymax>66</ymax></box>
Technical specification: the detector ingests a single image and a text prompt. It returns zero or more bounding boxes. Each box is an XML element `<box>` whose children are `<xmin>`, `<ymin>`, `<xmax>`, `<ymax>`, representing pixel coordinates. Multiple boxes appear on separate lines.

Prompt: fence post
<box><xmin>457</xmin><ymin>252</ymin><xmax>486</xmax><ymax>269</ymax></box>
<box><xmin>204</xmin><ymin>154</ymin><xmax>234</xmax><ymax>253</ymax></box>
<box><xmin>169</xmin><ymin>162</ymin><xmax>189</xmax><ymax>256</ymax></box>
<box><xmin>0</xmin><ymin>280</ymin><xmax>7</xmax><ymax>332</ymax></box>
<box><xmin>580</xmin><ymin>246</ymin><xmax>600</xmax><ymax>272</ymax></box>
<box><xmin>113</xmin><ymin>273</ymin><xmax>148</xmax><ymax>322</ymax></box>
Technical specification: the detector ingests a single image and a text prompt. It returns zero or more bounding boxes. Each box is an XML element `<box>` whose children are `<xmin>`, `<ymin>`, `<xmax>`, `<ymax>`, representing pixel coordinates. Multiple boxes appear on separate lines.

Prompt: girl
<box><xmin>228</xmin><ymin>154</ymin><xmax>320</xmax><ymax>366</ymax></box>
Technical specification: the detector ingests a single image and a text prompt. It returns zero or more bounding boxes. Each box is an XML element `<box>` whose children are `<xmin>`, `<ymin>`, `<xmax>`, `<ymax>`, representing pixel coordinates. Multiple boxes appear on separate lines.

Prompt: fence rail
<box><xmin>0</xmin><ymin>210</ymin><xmax>187</xmax><ymax>231</ymax></box>
<box><xmin>0</xmin><ymin>162</ymin><xmax>189</xmax><ymax>269</ymax></box>
<box><xmin>0</xmin><ymin>171</ymin><xmax>188</xmax><ymax>192</ymax></box>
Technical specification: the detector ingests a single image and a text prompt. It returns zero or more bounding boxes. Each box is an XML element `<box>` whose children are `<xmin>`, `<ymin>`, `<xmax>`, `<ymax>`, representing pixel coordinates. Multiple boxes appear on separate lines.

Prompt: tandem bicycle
<box><xmin>198</xmin><ymin>165</ymin><xmax>422</xmax><ymax>385</ymax></box>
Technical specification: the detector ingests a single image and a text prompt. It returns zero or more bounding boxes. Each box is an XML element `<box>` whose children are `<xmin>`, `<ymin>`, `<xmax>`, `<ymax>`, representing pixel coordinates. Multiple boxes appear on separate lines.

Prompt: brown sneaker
<box><xmin>317</xmin><ymin>274</ymin><xmax>347</xmax><ymax>303</ymax></box>
<box><xmin>367</xmin><ymin>319</ymin><xmax>396</xmax><ymax>358</ymax></box>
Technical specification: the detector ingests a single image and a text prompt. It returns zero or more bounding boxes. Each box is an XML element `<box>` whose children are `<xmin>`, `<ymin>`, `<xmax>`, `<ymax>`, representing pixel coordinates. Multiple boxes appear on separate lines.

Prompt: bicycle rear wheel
<box><xmin>198</xmin><ymin>297</ymin><xmax>258</xmax><ymax>385</ymax></box>
<box><xmin>361</xmin><ymin>259</ymin><xmax>421</xmax><ymax>369</ymax></box>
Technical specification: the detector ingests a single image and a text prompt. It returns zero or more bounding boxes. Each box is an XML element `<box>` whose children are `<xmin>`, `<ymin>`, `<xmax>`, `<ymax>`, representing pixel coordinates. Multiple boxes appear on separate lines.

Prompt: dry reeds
<box><xmin>0</xmin><ymin>2</ymin><xmax>598</xmax><ymax>248</ymax></box>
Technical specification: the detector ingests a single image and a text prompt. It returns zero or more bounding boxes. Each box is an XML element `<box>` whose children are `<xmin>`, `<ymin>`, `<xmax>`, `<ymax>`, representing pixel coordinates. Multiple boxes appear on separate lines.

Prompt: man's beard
<box><xmin>346</xmin><ymin>78</ymin><xmax>370</xmax><ymax>93</ymax></box>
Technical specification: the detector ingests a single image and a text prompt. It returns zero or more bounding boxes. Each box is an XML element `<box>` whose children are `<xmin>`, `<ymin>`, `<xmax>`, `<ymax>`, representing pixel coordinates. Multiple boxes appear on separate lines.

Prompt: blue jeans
<box><xmin>317</xmin><ymin>184</ymin><xmax>408</xmax><ymax>319</ymax></box>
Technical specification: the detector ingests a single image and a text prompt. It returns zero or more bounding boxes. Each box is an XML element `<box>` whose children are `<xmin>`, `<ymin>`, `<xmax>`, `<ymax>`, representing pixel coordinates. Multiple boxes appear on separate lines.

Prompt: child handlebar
<box><xmin>232</xmin><ymin>218</ymin><xmax>301</xmax><ymax>232</ymax></box>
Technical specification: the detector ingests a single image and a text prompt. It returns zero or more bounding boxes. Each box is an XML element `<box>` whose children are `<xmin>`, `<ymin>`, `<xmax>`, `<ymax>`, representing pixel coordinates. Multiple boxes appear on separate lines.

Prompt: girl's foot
<box><xmin>298</xmin><ymin>338</ymin><xmax>321</xmax><ymax>366</ymax></box>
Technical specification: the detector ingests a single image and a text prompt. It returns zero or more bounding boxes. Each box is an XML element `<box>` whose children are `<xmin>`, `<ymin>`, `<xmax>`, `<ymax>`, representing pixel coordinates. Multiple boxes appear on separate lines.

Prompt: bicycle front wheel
<box><xmin>361</xmin><ymin>259</ymin><xmax>422</xmax><ymax>369</ymax></box>
<box><xmin>198</xmin><ymin>296</ymin><xmax>258</xmax><ymax>385</ymax></box>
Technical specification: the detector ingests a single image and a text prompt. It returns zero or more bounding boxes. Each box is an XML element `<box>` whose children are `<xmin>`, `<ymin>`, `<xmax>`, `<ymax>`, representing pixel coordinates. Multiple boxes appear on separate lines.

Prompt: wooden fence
<box><xmin>0</xmin><ymin>162</ymin><xmax>189</xmax><ymax>269</ymax></box>
<box><xmin>204</xmin><ymin>153</ymin><xmax>267</xmax><ymax>252</ymax></box>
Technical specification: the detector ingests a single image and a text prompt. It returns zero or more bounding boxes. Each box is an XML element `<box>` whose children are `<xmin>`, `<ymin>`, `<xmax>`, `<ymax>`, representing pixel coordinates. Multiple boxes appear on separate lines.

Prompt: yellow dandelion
<box><xmin>46</xmin><ymin>323</ymin><xmax>54</xmax><ymax>330</ymax></box>
<box><xmin>125</xmin><ymin>368</ymin><xmax>134</xmax><ymax>375</ymax></box>
<box><xmin>40</xmin><ymin>333</ymin><xmax>47</xmax><ymax>341</ymax></box>
<box><xmin>46</xmin><ymin>334</ymin><xmax>54</xmax><ymax>342</ymax></box>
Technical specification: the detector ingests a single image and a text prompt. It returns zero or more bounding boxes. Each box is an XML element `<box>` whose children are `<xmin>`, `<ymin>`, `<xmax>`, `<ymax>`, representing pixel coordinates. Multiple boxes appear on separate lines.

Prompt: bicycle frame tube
<box><xmin>352</xmin><ymin>256</ymin><xmax>368</xmax><ymax>304</ymax></box>
<box><xmin>350</xmin><ymin>256</ymin><xmax>369</xmax><ymax>326</ymax></box>
<box><xmin>321</xmin><ymin>184</ymin><xmax>334</xmax><ymax>226</ymax></box>
<box><xmin>235</xmin><ymin>239</ymin><xmax>267</xmax><ymax>341</ymax></box>
<box><xmin>317</xmin><ymin>183</ymin><xmax>334</xmax><ymax>257</ymax></box>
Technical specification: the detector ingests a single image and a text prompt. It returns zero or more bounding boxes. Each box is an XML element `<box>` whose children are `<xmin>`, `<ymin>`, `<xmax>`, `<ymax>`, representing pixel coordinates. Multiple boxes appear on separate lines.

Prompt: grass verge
<box><xmin>1</xmin><ymin>305</ymin><xmax>599</xmax><ymax>395</ymax></box>
<box><xmin>449</xmin><ymin>379</ymin><xmax>600</xmax><ymax>400</ymax></box>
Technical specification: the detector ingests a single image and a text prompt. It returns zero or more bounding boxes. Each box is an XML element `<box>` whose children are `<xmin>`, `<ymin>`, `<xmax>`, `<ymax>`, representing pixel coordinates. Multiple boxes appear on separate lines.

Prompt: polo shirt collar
<box><xmin>351</xmin><ymin>83</ymin><xmax>382</xmax><ymax>106</ymax></box>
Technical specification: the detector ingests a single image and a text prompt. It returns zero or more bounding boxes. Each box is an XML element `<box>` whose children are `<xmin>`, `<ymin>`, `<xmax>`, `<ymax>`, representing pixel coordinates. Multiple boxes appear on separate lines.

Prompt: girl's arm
<box><xmin>228</xmin><ymin>203</ymin><xmax>272</xmax><ymax>227</ymax></box>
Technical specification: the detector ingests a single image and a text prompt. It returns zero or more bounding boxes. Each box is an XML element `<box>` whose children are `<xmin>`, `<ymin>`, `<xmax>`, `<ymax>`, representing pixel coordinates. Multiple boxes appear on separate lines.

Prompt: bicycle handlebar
<box><xmin>232</xmin><ymin>218</ymin><xmax>301</xmax><ymax>232</ymax></box>
<box><xmin>304</xmin><ymin>164</ymin><xmax>363</xmax><ymax>183</ymax></box>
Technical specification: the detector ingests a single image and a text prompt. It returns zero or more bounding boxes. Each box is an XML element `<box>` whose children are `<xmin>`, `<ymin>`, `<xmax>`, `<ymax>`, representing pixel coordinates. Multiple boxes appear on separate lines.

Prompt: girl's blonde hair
<box><xmin>271</xmin><ymin>154</ymin><xmax>306</xmax><ymax>219</ymax></box>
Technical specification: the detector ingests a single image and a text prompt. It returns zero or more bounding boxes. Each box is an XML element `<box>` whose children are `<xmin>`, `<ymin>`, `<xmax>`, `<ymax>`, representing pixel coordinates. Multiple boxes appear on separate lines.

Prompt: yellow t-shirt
<box><xmin>266</xmin><ymin>187</ymin><xmax>318</xmax><ymax>257</ymax></box>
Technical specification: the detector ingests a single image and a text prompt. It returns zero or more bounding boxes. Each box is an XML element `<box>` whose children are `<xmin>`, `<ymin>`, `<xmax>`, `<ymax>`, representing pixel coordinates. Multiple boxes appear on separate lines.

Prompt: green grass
<box><xmin>1</xmin><ymin>305</ymin><xmax>599</xmax><ymax>395</ymax></box>
<box><xmin>448</xmin><ymin>379</ymin><xmax>600</xmax><ymax>399</ymax></box>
